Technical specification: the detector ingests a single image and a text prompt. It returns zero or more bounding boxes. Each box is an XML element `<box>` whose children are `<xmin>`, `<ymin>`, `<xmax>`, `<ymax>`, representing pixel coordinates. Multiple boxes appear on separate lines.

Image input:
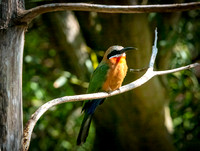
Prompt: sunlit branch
<box><xmin>22</xmin><ymin>29</ymin><xmax>200</xmax><ymax>151</ymax></box>
<box><xmin>149</xmin><ymin>28</ymin><xmax>158</xmax><ymax>68</ymax></box>
<box><xmin>155</xmin><ymin>63</ymin><xmax>199</xmax><ymax>75</ymax></box>
<box><xmin>129</xmin><ymin>67</ymin><xmax>148</xmax><ymax>72</ymax></box>
<box><xmin>18</xmin><ymin>2</ymin><xmax>200</xmax><ymax>24</ymax></box>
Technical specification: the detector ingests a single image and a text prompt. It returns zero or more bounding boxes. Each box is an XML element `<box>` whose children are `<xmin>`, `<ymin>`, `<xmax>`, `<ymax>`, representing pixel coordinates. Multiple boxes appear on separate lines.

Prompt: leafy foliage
<box><xmin>23</xmin><ymin>18</ymin><xmax>95</xmax><ymax>150</ymax></box>
<box><xmin>167</xmin><ymin>10</ymin><xmax>200</xmax><ymax>151</ymax></box>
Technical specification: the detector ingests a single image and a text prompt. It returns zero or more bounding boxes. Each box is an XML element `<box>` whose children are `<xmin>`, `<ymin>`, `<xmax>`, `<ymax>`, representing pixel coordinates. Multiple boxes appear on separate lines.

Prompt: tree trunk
<box><xmin>75</xmin><ymin>11</ymin><xmax>175</xmax><ymax>151</ymax></box>
<box><xmin>0</xmin><ymin>26</ymin><xmax>25</xmax><ymax>151</ymax></box>
<box><xmin>42</xmin><ymin>12</ymin><xmax>91</xmax><ymax>82</ymax></box>
<box><xmin>0</xmin><ymin>0</ymin><xmax>25</xmax><ymax>150</ymax></box>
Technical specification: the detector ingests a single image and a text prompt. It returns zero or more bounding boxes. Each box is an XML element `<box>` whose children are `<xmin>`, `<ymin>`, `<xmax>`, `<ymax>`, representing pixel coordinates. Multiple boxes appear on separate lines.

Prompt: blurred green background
<box><xmin>23</xmin><ymin>0</ymin><xmax>200</xmax><ymax>151</ymax></box>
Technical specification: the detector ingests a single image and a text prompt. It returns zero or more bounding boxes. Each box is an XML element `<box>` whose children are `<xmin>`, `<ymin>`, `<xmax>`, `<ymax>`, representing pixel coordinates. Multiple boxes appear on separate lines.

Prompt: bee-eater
<box><xmin>77</xmin><ymin>45</ymin><xmax>134</xmax><ymax>145</ymax></box>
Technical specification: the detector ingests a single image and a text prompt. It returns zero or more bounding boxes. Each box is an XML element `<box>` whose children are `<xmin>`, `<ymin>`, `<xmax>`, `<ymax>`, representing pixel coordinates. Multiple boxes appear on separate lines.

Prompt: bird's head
<box><xmin>103</xmin><ymin>45</ymin><xmax>135</xmax><ymax>62</ymax></box>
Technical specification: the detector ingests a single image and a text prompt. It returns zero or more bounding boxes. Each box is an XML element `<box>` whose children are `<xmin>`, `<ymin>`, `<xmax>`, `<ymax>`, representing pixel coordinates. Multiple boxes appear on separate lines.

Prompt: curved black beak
<box><xmin>120</xmin><ymin>47</ymin><xmax>137</xmax><ymax>54</ymax></box>
<box><xmin>107</xmin><ymin>46</ymin><xmax>137</xmax><ymax>59</ymax></box>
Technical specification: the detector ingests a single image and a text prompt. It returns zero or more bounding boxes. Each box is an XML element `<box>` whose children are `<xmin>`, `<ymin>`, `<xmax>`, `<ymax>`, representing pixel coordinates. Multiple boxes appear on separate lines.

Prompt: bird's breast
<box><xmin>102</xmin><ymin>56</ymin><xmax>128</xmax><ymax>92</ymax></box>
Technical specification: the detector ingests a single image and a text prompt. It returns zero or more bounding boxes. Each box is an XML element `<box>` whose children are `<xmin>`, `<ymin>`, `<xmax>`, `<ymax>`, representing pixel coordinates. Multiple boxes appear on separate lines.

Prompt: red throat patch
<box><xmin>109</xmin><ymin>56</ymin><xmax>126</xmax><ymax>64</ymax></box>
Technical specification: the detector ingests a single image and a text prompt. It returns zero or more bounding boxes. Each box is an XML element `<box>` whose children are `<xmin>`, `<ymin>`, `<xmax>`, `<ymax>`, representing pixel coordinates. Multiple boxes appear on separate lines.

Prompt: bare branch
<box><xmin>149</xmin><ymin>27</ymin><xmax>158</xmax><ymax>68</ymax></box>
<box><xmin>18</xmin><ymin>2</ymin><xmax>200</xmax><ymax>23</ymax></box>
<box><xmin>155</xmin><ymin>63</ymin><xmax>200</xmax><ymax>75</ymax></box>
<box><xmin>22</xmin><ymin>29</ymin><xmax>200</xmax><ymax>151</ymax></box>
<box><xmin>129</xmin><ymin>67</ymin><xmax>148</xmax><ymax>72</ymax></box>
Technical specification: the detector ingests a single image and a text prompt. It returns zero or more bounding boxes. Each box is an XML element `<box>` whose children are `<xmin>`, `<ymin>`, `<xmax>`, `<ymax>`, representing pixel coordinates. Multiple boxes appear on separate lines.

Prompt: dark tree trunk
<box><xmin>0</xmin><ymin>0</ymin><xmax>26</xmax><ymax>150</ymax></box>
<box><xmin>93</xmin><ymin>14</ymin><xmax>175</xmax><ymax>151</ymax></box>
<box><xmin>75</xmin><ymin>5</ymin><xmax>176</xmax><ymax>151</ymax></box>
<box><xmin>42</xmin><ymin>12</ymin><xmax>91</xmax><ymax>82</ymax></box>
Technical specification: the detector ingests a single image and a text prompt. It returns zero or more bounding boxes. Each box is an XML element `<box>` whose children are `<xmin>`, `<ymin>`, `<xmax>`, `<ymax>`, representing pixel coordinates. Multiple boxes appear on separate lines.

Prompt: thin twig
<box><xmin>22</xmin><ymin>29</ymin><xmax>200</xmax><ymax>151</ymax></box>
<box><xmin>18</xmin><ymin>2</ymin><xmax>200</xmax><ymax>23</ymax></box>
<box><xmin>149</xmin><ymin>27</ymin><xmax>158</xmax><ymax>68</ymax></box>
<box><xmin>155</xmin><ymin>63</ymin><xmax>200</xmax><ymax>75</ymax></box>
<box><xmin>129</xmin><ymin>67</ymin><xmax>148</xmax><ymax>72</ymax></box>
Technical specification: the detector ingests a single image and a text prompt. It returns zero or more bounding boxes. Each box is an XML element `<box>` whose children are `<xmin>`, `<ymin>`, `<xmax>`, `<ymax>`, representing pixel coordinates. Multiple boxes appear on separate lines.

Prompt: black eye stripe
<box><xmin>107</xmin><ymin>50</ymin><xmax>121</xmax><ymax>59</ymax></box>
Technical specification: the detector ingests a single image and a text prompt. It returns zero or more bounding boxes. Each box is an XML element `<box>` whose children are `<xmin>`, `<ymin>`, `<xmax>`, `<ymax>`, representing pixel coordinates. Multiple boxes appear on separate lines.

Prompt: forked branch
<box><xmin>22</xmin><ymin>29</ymin><xmax>200</xmax><ymax>151</ymax></box>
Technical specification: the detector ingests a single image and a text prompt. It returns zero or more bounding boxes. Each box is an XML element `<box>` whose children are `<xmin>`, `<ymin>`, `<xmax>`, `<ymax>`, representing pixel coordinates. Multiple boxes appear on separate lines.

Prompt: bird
<box><xmin>77</xmin><ymin>45</ymin><xmax>135</xmax><ymax>145</ymax></box>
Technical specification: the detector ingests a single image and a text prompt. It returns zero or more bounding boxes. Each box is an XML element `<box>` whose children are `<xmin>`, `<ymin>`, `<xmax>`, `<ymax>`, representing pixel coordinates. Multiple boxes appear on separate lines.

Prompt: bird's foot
<box><xmin>107</xmin><ymin>91</ymin><xmax>112</xmax><ymax>94</ymax></box>
<box><xmin>117</xmin><ymin>87</ymin><xmax>122</xmax><ymax>92</ymax></box>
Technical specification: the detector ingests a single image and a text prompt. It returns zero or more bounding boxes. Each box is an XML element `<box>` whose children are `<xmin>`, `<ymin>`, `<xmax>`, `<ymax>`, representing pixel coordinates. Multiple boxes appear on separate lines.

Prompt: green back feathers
<box><xmin>81</xmin><ymin>62</ymin><xmax>109</xmax><ymax>110</ymax></box>
<box><xmin>87</xmin><ymin>62</ymin><xmax>109</xmax><ymax>93</ymax></box>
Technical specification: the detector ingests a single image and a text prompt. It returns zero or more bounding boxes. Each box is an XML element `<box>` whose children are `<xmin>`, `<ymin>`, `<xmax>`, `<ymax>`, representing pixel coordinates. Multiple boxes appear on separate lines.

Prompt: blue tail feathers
<box><xmin>77</xmin><ymin>98</ymin><xmax>105</xmax><ymax>145</ymax></box>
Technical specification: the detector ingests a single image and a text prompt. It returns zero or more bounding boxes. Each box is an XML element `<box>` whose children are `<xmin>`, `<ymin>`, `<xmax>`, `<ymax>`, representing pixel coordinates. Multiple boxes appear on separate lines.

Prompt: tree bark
<box><xmin>0</xmin><ymin>26</ymin><xmax>25</xmax><ymax>151</ymax></box>
<box><xmin>0</xmin><ymin>0</ymin><xmax>25</xmax><ymax>150</ymax></box>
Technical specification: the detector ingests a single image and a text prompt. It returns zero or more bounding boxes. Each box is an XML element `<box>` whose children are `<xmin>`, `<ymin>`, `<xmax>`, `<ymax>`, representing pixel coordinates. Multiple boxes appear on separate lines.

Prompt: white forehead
<box><xmin>110</xmin><ymin>45</ymin><xmax>124</xmax><ymax>51</ymax></box>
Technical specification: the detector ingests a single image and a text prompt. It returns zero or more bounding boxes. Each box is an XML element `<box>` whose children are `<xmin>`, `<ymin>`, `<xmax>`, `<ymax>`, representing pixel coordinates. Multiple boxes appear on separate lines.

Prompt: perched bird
<box><xmin>77</xmin><ymin>45</ymin><xmax>134</xmax><ymax>145</ymax></box>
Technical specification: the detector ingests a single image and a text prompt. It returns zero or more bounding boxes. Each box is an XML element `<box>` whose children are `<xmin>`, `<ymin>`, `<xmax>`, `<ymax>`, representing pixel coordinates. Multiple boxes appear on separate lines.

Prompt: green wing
<box><xmin>77</xmin><ymin>62</ymin><xmax>110</xmax><ymax>145</ymax></box>
<box><xmin>82</xmin><ymin>62</ymin><xmax>109</xmax><ymax>109</ymax></box>
<box><xmin>87</xmin><ymin>62</ymin><xmax>109</xmax><ymax>93</ymax></box>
